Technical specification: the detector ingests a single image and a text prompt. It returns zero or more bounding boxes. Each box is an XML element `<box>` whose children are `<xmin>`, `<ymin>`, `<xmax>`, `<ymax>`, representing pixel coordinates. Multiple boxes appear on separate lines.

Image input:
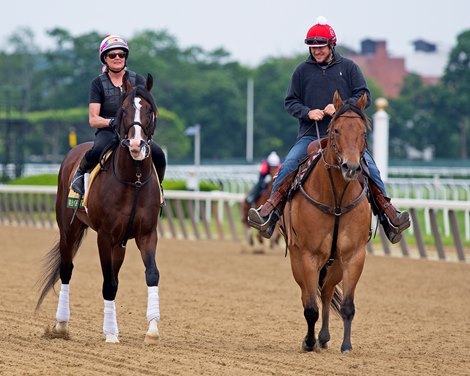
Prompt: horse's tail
<box><xmin>35</xmin><ymin>229</ymin><xmax>87</xmax><ymax>312</ymax></box>
<box><xmin>318</xmin><ymin>265</ymin><xmax>343</xmax><ymax>317</ymax></box>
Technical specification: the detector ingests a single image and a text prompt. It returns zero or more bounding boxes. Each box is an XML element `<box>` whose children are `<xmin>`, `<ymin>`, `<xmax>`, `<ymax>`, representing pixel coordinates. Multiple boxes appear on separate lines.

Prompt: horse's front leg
<box><xmin>318</xmin><ymin>262</ymin><xmax>343</xmax><ymax>349</ymax></box>
<box><xmin>340</xmin><ymin>252</ymin><xmax>365</xmax><ymax>353</ymax></box>
<box><xmin>291</xmin><ymin>251</ymin><xmax>321</xmax><ymax>352</ymax></box>
<box><xmin>98</xmin><ymin>236</ymin><xmax>126</xmax><ymax>343</ymax></box>
<box><xmin>137</xmin><ymin>232</ymin><xmax>160</xmax><ymax>344</ymax></box>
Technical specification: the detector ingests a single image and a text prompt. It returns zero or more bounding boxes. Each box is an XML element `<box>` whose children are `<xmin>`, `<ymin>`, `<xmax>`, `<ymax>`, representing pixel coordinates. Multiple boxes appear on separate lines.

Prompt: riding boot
<box><xmin>70</xmin><ymin>156</ymin><xmax>95</xmax><ymax>195</ymax></box>
<box><xmin>369</xmin><ymin>181</ymin><xmax>411</xmax><ymax>241</ymax></box>
<box><xmin>247</xmin><ymin>170</ymin><xmax>297</xmax><ymax>239</ymax></box>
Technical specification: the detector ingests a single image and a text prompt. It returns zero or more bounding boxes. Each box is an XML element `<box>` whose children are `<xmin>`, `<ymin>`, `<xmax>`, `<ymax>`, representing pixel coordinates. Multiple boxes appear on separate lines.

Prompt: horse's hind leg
<box><xmin>52</xmin><ymin>223</ymin><xmax>86</xmax><ymax>338</ymax></box>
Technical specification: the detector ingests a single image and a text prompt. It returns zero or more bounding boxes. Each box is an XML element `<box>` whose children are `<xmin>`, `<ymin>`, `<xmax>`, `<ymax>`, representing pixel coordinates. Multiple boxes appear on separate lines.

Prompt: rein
<box><xmin>110</xmin><ymin>150</ymin><xmax>154</xmax><ymax>248</ymax></box>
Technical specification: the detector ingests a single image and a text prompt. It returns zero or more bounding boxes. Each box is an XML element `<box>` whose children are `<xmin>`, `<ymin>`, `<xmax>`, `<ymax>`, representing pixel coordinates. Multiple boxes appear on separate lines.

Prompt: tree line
<box><xmin>0</xmin><ymin>27</ymin><xmax>469</xmax><ymax>164</ymax></box>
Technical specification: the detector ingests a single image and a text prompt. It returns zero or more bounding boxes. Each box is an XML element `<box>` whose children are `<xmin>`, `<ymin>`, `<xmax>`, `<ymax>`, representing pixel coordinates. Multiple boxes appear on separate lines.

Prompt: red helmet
<box><xmin>305</xmin><ymin>16</ymin><xmax>337</xmax><ymax>47</ymax></box>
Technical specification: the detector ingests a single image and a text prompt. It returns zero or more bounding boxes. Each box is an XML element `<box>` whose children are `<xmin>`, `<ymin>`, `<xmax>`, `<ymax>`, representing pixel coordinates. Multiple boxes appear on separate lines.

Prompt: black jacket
<box><xmin>285</xmin><ymin>50</ymin><xmax>371</xmax><ymax>139</ymax></box>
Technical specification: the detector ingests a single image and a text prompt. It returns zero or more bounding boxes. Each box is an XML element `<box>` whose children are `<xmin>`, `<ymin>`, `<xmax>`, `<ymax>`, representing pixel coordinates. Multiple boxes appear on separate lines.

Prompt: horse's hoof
<box><xmin>53</xmin><ymin>321</ymin><xmax>69</xmax><ymax>335</ymax></box>
<box><xmin>144</xmin><ymin>333</ymin><xmax>160</xmax><ymax>345</ymax></box>
<box><xmin>341</xmin><ymin>345</ymin><xmax>352</xmax><ymax>354</ymax></box>
<box><xmin>44</xmin><ymin>322</ymin><xmax>70</xmax><ymax>339</ymax></box>
<box><xmin>144</xmin><ymin>319</ymin><xmax>160</xmax><ymax>344</ymax></box>
<box><xmin>105</xmin><ymin>334</ymin><xmax>120</xmax><ymax>343</ymax></box>
<box><xmin>301</xmin><ymin>339</ymin><xmax>314</xmax><ymax>352</ymax></box>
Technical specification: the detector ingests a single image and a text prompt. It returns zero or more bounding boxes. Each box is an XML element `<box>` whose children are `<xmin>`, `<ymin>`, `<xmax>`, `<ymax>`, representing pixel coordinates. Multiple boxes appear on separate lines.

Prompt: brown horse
<box><xmin>282</xmin><ymin>91</ymin><xmax>371</xmax><ymax>353</ymax></box>
<box><xmin>36</xmin><ymin>74</ymin><xmax>162</xmax><ymax>344</ymax></box>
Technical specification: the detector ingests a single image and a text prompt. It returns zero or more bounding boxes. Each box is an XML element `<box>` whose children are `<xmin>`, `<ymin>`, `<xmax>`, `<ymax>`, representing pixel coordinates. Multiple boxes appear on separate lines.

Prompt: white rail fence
<box><xmin>0</xmin><ymin>185</ymin><xmax>468</xmax><ymax>263</ymax></box>
<box><xmin>4</xmin><ymin>163</ymin><xmax>470</xmax><ymax>199</ymax></box>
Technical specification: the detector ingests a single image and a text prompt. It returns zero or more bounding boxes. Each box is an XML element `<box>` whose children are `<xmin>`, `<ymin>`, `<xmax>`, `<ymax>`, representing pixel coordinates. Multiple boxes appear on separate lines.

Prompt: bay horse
<box><xmin>282</xmin><ymin>91</ymin><xmax>371</xmax><ymax>353</ymax></box>
<box><xmin>36</xmin><ymin>74</ymin><xmax>161</xmax><ymax>344</ymax></box>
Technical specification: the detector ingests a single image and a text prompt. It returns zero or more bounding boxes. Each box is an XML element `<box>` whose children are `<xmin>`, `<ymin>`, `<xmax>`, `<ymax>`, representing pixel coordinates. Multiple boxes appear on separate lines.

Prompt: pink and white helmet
<box><xmin>99</xmin><ymin>35</ymin><xmax>129</xmax><ymax>64</ymax></box>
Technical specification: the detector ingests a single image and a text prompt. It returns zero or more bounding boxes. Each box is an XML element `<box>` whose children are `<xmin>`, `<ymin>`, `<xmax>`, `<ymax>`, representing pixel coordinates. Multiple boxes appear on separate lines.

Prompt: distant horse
<box><xmin>241</xmin><ymin>177</ymin><xmax>280</xmax><ymax>252</ymax></box>
<box><xmin>36</xmin><ymin>74</ymin><xmax>162</xmax><ymax>344</ymax></box>
<box><xmin>281</xmin><ymin>91</ymin><xmax>371</xmax><ymax>353</ymax></box>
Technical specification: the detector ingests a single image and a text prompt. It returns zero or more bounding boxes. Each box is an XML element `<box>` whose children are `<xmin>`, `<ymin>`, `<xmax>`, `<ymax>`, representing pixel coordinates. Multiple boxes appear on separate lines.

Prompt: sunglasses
<box><xmin>107</xmin><ymin>52</ymin><xmax>127</xmax><ymax>59</ymax></box>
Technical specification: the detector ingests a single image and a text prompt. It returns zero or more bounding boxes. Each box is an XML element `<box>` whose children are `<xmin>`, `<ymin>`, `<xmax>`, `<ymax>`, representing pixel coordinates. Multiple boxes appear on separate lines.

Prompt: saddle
<box><xmin>67</xmin><ymin>151</ymin><xmax>113</xmax><ymax>210</ymax></box>
<box><xmin>289</xmin><ymin>138</ymin><xmax>327</xmax><ymax>198</ymax></box>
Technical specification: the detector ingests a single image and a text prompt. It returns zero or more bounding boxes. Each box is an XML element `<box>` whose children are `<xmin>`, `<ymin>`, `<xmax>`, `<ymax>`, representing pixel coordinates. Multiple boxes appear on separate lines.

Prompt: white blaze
<box><xmin>129</xmin><ymin>97</ymin><xmax>146</xmax><ymax>160</ymax></box>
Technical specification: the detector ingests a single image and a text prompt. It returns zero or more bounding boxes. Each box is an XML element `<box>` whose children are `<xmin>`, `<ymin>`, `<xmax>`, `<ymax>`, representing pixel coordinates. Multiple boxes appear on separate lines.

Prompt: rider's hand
<box><xmin>323</xmin><ymin>104</ymin><xmax>336</xmax><ymax>117</ymax></box>
<box><xmin>109</xmin><ymin>118</ymin><xmax>115</xmax><ymax>129</ymax></box>
<box><xmin>307</xmin><ymin>109</ymin><xmax>325</xmax><ymax>121</ymax></box>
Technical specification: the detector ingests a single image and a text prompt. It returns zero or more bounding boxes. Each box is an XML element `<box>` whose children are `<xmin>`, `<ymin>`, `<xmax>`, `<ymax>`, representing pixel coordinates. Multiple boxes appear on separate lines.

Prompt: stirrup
<box><xmin>381</xmin><ymin>220</ymin><xmax>403</xmax><ymax>244</ymax></box>
<box><xmin>385</xmin><ymin>211</ymin><xmax>411</xmax><ymax>233</ymax></box>
<box><xmin>247</xmin><ymin>206</ymin><xmax>271</xmax><ymax>231</ymax></box>
<box><xmin>71</xmin><ymin>174</ymin><xmax>85</xmax><ymax>196</ymax></box>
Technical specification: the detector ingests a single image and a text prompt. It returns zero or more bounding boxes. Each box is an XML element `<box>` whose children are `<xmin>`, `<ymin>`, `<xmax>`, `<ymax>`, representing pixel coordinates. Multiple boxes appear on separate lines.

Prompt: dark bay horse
<box><xmin>36</xmin><ymin>74</ymin><xmax>161</xmax><ymax>344</ymax></box>
<box><xmin>282</xmin><ymin>91</ymin><xmax>371</xmax><ymax>353</ymax></box>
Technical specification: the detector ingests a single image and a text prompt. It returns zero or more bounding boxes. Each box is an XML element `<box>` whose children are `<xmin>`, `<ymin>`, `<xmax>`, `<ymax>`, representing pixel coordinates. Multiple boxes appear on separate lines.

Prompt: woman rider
<box><xmin>71</xmin><ymin>35</ymin><xmax>166</xmax><ymax>196</ymax></box>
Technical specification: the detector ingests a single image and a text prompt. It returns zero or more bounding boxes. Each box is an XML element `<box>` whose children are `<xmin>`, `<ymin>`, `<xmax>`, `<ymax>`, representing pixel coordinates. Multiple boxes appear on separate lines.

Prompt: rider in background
<box><xmin>246</xmin><ymin>151</ymin><xmax>281</xmax><ymax>206</ymax></box>
<box><xmin>248</xmin><ymin>16</ymin><xmax>410</xmax><ymax>243</ymax></box>
<box><xmin>71</xmin><ymin>35</ymin><xmax>166</xmax><ymax>196</ymax></box>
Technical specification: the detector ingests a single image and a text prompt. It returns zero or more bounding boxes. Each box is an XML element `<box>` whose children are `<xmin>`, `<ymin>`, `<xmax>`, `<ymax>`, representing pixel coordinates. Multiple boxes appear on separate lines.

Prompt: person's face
<box><xmin>310</xmin><ymin>45</ymin><xmax>332</xmax><ymax>64</ymax></box>
<box><xmin>105</xmin><ymin>49</ymin><xmax>127</xmax><ymax>70</ymax></box>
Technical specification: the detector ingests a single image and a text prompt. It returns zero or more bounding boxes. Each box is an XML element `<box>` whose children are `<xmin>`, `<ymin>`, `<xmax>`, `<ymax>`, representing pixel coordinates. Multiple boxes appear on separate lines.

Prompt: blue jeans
<box><xmin>272</xmin><ymin>136</ymin><xmax>387</xmax><ymax>196</ymax></box>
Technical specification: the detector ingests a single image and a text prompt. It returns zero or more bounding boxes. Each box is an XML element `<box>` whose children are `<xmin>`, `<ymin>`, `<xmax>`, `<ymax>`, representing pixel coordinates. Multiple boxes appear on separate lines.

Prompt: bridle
<box><xmin>118</xmin><ymin>94</ymin><xmax>155</xmax><ymax>160</ymax></box>
<box><xmin>319</xmin><ymin>110</ymin><xmax>368</xmax><ymax>170</ymax></box>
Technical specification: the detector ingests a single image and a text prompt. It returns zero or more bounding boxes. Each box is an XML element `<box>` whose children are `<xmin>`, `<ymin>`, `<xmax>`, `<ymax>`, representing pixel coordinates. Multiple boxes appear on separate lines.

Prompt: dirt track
<box><xmin>0</xmin><ymin>226</ymin><xmax>469</xmax><ymax>376</ymax></box>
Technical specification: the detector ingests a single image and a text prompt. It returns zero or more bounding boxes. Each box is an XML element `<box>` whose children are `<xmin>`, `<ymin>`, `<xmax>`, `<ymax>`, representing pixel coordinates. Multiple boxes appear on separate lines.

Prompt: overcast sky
<box><xmin>1</xmin><ymin>0</ymin><xmax>469</xmax><ymax>65</ymax></box>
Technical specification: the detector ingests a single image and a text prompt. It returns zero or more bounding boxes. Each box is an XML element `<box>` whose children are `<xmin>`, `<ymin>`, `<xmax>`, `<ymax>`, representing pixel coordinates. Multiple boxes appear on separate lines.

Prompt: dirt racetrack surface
<box><xmin>0</xmin><ymin>226</ymin><xmax>469</xmax><ymax>376</ymax></box>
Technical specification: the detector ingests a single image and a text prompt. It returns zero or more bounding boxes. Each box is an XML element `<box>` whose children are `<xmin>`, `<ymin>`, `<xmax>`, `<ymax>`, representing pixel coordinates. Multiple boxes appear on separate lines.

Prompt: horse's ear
<box><xmin>333</xmin><ymin>90</ymin><xmax>343</xmax><ymax>110</ymax></box>
<box><xmin>122</xmin><ymin>75</ymin><xmax>133</xmax><ymax>93</ymax></box>
<box><xmin>356</xmin><ymin>92</ymin><xmax>368</xmax><ymax>110</ymax></box>
<box><xmin>146</xmin><ymin>74</ymin><xmax>153</xmax><ymax>91</ymax></box>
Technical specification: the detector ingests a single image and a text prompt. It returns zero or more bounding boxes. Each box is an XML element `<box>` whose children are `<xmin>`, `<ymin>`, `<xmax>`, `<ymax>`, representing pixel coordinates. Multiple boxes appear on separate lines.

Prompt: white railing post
<box><xmin>372</xmin><ymin>98</ymin><xmax>390</xmax><ymax>183</ymax></box>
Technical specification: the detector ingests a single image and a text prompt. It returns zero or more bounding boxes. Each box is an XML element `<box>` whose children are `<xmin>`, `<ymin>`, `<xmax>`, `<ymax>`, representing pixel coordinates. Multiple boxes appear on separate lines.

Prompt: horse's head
<box><xmin>327</xmin><ymin>90</ymin><xmax>369</xmax><ymax>181</ymax></box>
<box><xmin>115</xmin><ymin>74</ymin><xmax>158</xmax><ymax>161</ymax></box>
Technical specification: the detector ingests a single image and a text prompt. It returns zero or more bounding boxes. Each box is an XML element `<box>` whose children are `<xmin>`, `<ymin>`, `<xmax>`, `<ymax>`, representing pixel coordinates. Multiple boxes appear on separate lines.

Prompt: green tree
<box><xmin>442</xmin><ymin>30</ymin><xmax>470</xmax><ymax>159</ymax></box>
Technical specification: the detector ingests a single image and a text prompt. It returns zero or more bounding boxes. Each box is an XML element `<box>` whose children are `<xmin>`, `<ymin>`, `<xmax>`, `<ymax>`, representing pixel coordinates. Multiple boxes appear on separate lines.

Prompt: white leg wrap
<box><xmin>103</xmin><ymin>300</ymin><xmax>119</xmax><ymax>336</ymax></box>
<box><xmin>56</xmin><ymin>284</ymin><xmax>70</xmax><ymax>322</ymax></box>
<box><xmin>146</xmin><ymin>286</ymin><xmax>160</xmax><ymax>322</ymax></box>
